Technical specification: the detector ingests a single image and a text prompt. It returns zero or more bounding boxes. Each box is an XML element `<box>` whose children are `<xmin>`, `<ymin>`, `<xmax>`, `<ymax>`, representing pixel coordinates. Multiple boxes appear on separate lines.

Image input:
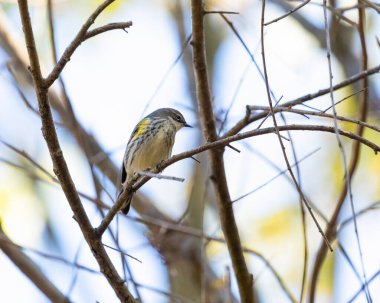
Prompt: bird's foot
<box><xmin>156</xmin><ymin>160</ymin><xmax>165</xmax><ymax>172</ymax></box>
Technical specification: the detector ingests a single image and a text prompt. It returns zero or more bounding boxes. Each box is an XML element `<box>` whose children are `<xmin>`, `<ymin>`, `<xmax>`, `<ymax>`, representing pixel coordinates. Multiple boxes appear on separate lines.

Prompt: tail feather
<box><xmin>120</xmin><ymin>192</ymin><xmax>134</xmax><ymax>215</ymax></box>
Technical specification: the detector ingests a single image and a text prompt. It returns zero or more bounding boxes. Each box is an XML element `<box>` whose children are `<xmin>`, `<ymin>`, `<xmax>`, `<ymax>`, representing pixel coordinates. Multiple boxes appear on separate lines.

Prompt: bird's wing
<box><xmin>121</xmin><ymin>161</ymin><xmax>127</xmax><ymax>184</ymax></box>
<box><xmin>128</xmin><ymin>117</ymin><xmax>150</xmax><ymax>143</ymax></box>
<box><xmin>121</xmin><ymin>117</ymin><xmax>150</xmax><ymax>185</ymax></box>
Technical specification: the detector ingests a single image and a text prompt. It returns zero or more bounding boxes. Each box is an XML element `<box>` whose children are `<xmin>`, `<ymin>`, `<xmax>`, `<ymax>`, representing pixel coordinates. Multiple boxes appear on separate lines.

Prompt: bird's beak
<box><xmin>183</xmin><ymin>122</ymin><xmax>192</xmax><ymax>128</ymax></box>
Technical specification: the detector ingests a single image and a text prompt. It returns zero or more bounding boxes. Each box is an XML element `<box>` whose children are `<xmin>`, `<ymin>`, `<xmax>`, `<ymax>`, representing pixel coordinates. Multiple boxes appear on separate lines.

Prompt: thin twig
<box><xmin>218</xmin><ymin>62</ymin><xmax>251</xmax><ymax>135</ymax></box>
<box><xmin>47</xmin><ymin>0</ymin><xmax>58</xmax><ymax>64</ymax></box>
<box><xmin>321</xmin><ymin>0</ymin><xmax>354</xmax><ymax>259</ymax></box>
<box><xmin>137</xmin><ymin>170</ymin><xmax>185</xmax><ymax>182</ymax></box>
<box><xmin>193</xmin><ymin>2</ymin><xmax>255</xmax><ymax>302</ymax></box>
<box><xmin>94</xmin><ymin>122</ymin><xmax>380</xmax><ymax>267</ymax></box>
<box><xmin>348</xmin><ymin>269</ymin><xmax>380</xmax><ymax>303</ymax></box>
<box><xmin>339</xmin><ymin>202</ymin><xmax>380</xmax><ymax>230</ymax></box>
<box><xmin>1</xmin><ymin>139</ymin><xmax>54</xmax><ymax>178</ymax></box>
<box><xmin>114</xmin><ymin>123</ymin><xmax>380</xmax><ymax>208</ymax></box>
<box><xmin>360</xmin><ymin>0</ymin><xmax>380</xmax><ymax>14</ymax></box>
<box><xmin>232</xmin><ymin>148</ymin><xmax>320</xmax><ymax>203</ymax></box>
<box><xmin>0</xmin><ymin>226</ymin><xmax>70</xmax><ymax>303</ymax></box>
<box><xmin>309</xmin><ymin>2</ymin><xmax>372</xmax><ymax>302</ymax></box>
<box><xmin>282</xmin><ymin>116</ymin><xmax>308</xmax><ymax>303</ymax></box>
<box><xmin>44</xmin><ymin>0</ymin><xmax>132</xmax><ymax>87</ymax></box>
<box><xmin>0</xmin><ymin>236</ymin><xmax>100</xmax><ymax>275</ymax></box>
<box><xmin>322</xmin><ymin>88</ymin><xmax>367</xmax><ymax>112</ymax></box>
<box><xmin>219</xmin><ymin>13</ymin><xmax>277</xmax><ymax>101</ymax></box>
<box><xmin>224</xmin><ymin>64</ymin><xmax>380</xmax><ymax>138</ymax></box>
<box><xmin>131</xmin><ymin>212</ymin><xmax>297</xmax><ymax>303</ymax></box>
<box><xmin>140</xmin><ymin>33</ymin><xmax>192</xmax><ymax>117</ymax></box>
<box><xmin>247</xmin><ymin>105</ymin><xmax>380</xmax><ymax>133</ymax></box>
<box><xmin>0</xmin><ymin>141</ymin><xmax>108</xmax><ymax>209</ymax></box>
<box><xmin>102</xmin><ymin>243</ymin><xmax>142</xmax><ymax>263</ymax></box>
<box><xmin>204</xmin><ymin>10</ymin><xmax>239</xmax><ymax>15</ymax></box>
<box><xmin>134</xmin><ymin>282</ymin><xmax>195</xmax><ymax>303</ymax></box>
<box><xmin>84</xmin><ymin>22</ymin><xmax>133</xmax><ymax>40</ymax></box>
<box><xmin>264</xmin><ymin>0</ymin><xmax>311</xmax><ymax>26</ymax></box>
<box><xmin>260</xmin><ymin>0</ymin><xmax>332</xmax><ymax>251</ymax></box>
<box><xmin>256</xmin><ymin>97</ymin><xmax>283</xmax><ymax>130</ymax></box>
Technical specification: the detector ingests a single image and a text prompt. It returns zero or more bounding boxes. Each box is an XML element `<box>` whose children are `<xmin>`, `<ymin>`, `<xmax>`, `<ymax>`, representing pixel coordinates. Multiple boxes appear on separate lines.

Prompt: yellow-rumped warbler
<box><xmin>119</xmin><ymin>108</ymin><xmax>191</xmax><ymax>214</ymax></box>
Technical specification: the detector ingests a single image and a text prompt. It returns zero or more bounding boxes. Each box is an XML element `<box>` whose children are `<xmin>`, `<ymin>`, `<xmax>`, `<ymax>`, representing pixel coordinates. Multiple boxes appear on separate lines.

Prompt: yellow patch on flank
<box><xmin>131</xmin><ymin>118</ymin><xmax>150</xmax><ymax>141</ymax></box>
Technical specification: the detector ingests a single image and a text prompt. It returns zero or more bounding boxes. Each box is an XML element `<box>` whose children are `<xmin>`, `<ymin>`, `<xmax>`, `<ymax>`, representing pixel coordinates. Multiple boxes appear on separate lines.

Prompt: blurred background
<box><xmin>0</xmin><ymin>0</ymin><xmax>379</xmax><ymax>302</ymax></box>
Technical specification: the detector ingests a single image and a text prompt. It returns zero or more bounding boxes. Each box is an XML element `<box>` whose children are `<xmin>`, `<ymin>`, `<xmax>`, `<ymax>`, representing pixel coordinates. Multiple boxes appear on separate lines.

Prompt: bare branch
<box><xmin>360</xmin><ymin>0</ymin><xmax>380</xmax><ymax>14</ymax></box>
<box><xmin>204</xmin><ymin>10</ymin><xmax>239</xmax><ymax>15</ymax></box>
<box><xmin>140</xmin><ymin>33</ymin><xmax>192</xmax><ymax>117</ymax></box>
<box><xmin>232</xmin><ymin>148</ymin><xmax>320</xmax><ymax>203</ymax></box>
<box><xmin>126</xmin><ymin>213</ymin><xmax>297</xmax><ymax>303</ymax></box>
<box><xmin>95</xmin><ymin>119</ymin><xmax>380</xmax><ymax>237</ymax></box>
<box><xmin>84</xmin><ymin>21</ymin><xmax>133</xmax><ymax>40</ymax></box>
<box><xmin>191</xmin><ymin>2</ymin><xmax>255</xmax><ymax>302</ymax></box>
<box><xmin>261</xmin><ymin>0</ymin><xmax>332</xmax><ymax>251</ymax></box>
<box><xmin>247</xmin><ymin>105</ymin><xmax>380</xmax><ymax>133</ymax></box>
<box><xmin>348</xmin><ymin>269</ymin><xmax>380</xmax><ymax>303</ymax></box>
<box><xmin>309</xmin><ymin>2</ymin><xmax>372</xmax><ymax>302</ymax></box>
<box><xmin>224</xmin><ymin>63</ymin><xmax>380</xmax><ymax>138</ymax></box>
<box><xmin>339</xmin><ymin>202</ymin><xmax>380</xmax><ymax>230</ymax></box>
<box><xmin>265</xmin><ymin>0</ymin><xmax>311</xmax><ymax>26</ymax></box>
<box><xmin>0</xmin><ymin>226</ymin><xmax>70</xmax><ymax>303</ymax></box>
<box><xmin>102</xmin><ymin>243</ymin><xmax>142</xmax><ymax>263</ymax></box>
<box><xmin>16</xmin><ymin>1</ymin><xmax>135</xmax><ymax>301</ymax></box>
<box><xmin>44</xmin><ymin>0</ymin><xmax>132</xmax><ymax>87</ymax></box>
<box><xmin>137</xmin><ymin>170</ymin><xmax>185</xmax><ymax>182</ymax></box>
<box><xmin>125</xmin><ymin>123</ymin><xmax>380</xmax><ymax>198</ymax></box>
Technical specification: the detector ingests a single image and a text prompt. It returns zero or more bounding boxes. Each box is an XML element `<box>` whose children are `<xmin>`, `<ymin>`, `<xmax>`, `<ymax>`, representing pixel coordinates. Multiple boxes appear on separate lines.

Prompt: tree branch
<box><xmin>261</xmin><ymin>0</ymin><xmax>332</xmax><ymax>251</ymax></box>
<box><xmin>44</xmin><ymin>0</ymin><xmax>132</xmax><ymax>87</ymax></box>
<box><xmin>309</xmin><ymin>2</ymin><xmax>372</xmax><ymax>302</ymax></box>
<box><xmin>265</xmin><ymin>0</ymin><xmax>311</xmax><ymax>26</ymax></box>
<box><xmin>98</xmin><ymin>120</ymin><xmax>380</xmax><ymax>235</ymax></box>
<box><xmin>191</xmin><ymin>2</ymin><xmax>254</xmax><ymax>302</ymax></box>
<box><xmin>0</xmin><ymin>226</ymin><xmax>70</xmax><ymax>303</ymax></box>
<box><xmin>84</xmin><ymin>21</ymin><xmax>132</xmax><ymax>40</ymax></box>
<box><xmin>224</xmin><ymin>63</ymin><xmax>380</xmax><ymax>138</ymax></box>
<box><xmin>247</xmin><ymin>106</ymin><xmax>380</xmax><ymax>133</ymax></box>
<box><xmin>16</xmin><ymin>1</ymin><xmax>135</xmax><ymax>301</ymax></box>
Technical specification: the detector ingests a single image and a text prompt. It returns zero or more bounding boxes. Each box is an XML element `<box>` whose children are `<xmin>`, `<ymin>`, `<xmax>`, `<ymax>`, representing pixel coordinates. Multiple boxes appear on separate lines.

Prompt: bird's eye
<box><xmin>175</xmin><ymin>115</ymin><xmax>182</xmax><ymax>122</ymax></box>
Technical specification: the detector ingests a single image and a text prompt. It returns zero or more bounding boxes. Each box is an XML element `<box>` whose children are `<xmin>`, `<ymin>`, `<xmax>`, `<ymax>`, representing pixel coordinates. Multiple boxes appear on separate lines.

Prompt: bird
<box><xmin>118</xmin><ymin>108</ymin><xmax>191</xmax><ymax>214</ymax></box>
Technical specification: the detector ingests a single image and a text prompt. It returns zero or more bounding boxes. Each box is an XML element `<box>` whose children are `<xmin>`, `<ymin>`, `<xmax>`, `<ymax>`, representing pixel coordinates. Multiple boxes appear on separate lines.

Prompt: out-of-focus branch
<box><xmin>44</xmin><ymin>0</ymin><xmax>132</xmax><ymax>87</ymax></box>
<box><xmin>0</xmin><ymin>226</ymin><xmax>70</xmax><ymax>303</ymax></box>
<box><xmin>348</xmin><ymin>269</ymin><xmax>380</xmax><ymax>303</ymax></box>
<box><xmin>270</xmin><ymin>0</ymin><xmax>380</xmax><ymax>110</ymax></box>
<box><xmin>224</xmin><ymin>64</ymin><xmax>380</xmax><ymax>138</ymax></box>
<box><xmin>190</xmin><ymin>2</ymin><xmax>255</xmax><ymax>303</ymax></box>
<box><xmin>261</xmin><ymin>0</ymin><xmax>332</xmax><ymax>251</ymax></box>
<box><xmin>359</xmin><ymin>0</ymin><xmax>380</xmax><ymax>14</ymax></box>
<box><xmin>269</xmin><ymin>0</ymin><xmax>324</xmax><ymax>43</ymax></box>
<box><xmin>265</xmin><ymin>0</ymin><xmax>311</xmax><ymax>26</ymax></box>
<box><xmin>84</xmin><ymin>22</ymin><xmax>132</xmax><ymax>40</ymax></box>
<box><xmin>247</xmin><ymin>105</ymin><xmax>380</xmax><ymax>133</ymax></box>
<box><xmin>309</xmin><ymin>2</ymin><xmax>371</xmax><ymax>302</ymax></box>
<box><xmin>16</xmin><ymin>1</ymin><xmax>135</xmax><ymax>301</ymax></box>
<box><xmin>128</xmin><ymin>213</ymin><xmax>297</xmax><ymax>303</ymax></box>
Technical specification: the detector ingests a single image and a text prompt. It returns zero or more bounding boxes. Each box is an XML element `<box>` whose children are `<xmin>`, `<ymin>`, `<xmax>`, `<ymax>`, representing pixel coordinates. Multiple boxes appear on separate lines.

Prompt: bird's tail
<box><xmin>120</xmin><ymin>191</ymin><xmax>134</xmax><ymax>215</ymax></box>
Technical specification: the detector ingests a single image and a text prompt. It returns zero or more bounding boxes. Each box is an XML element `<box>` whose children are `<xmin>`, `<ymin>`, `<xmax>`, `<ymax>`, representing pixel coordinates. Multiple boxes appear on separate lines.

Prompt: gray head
<box><xmin>148</xmin><ymin>108</ymin><xmax>191</xmax><ymax>130</ymax></box>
